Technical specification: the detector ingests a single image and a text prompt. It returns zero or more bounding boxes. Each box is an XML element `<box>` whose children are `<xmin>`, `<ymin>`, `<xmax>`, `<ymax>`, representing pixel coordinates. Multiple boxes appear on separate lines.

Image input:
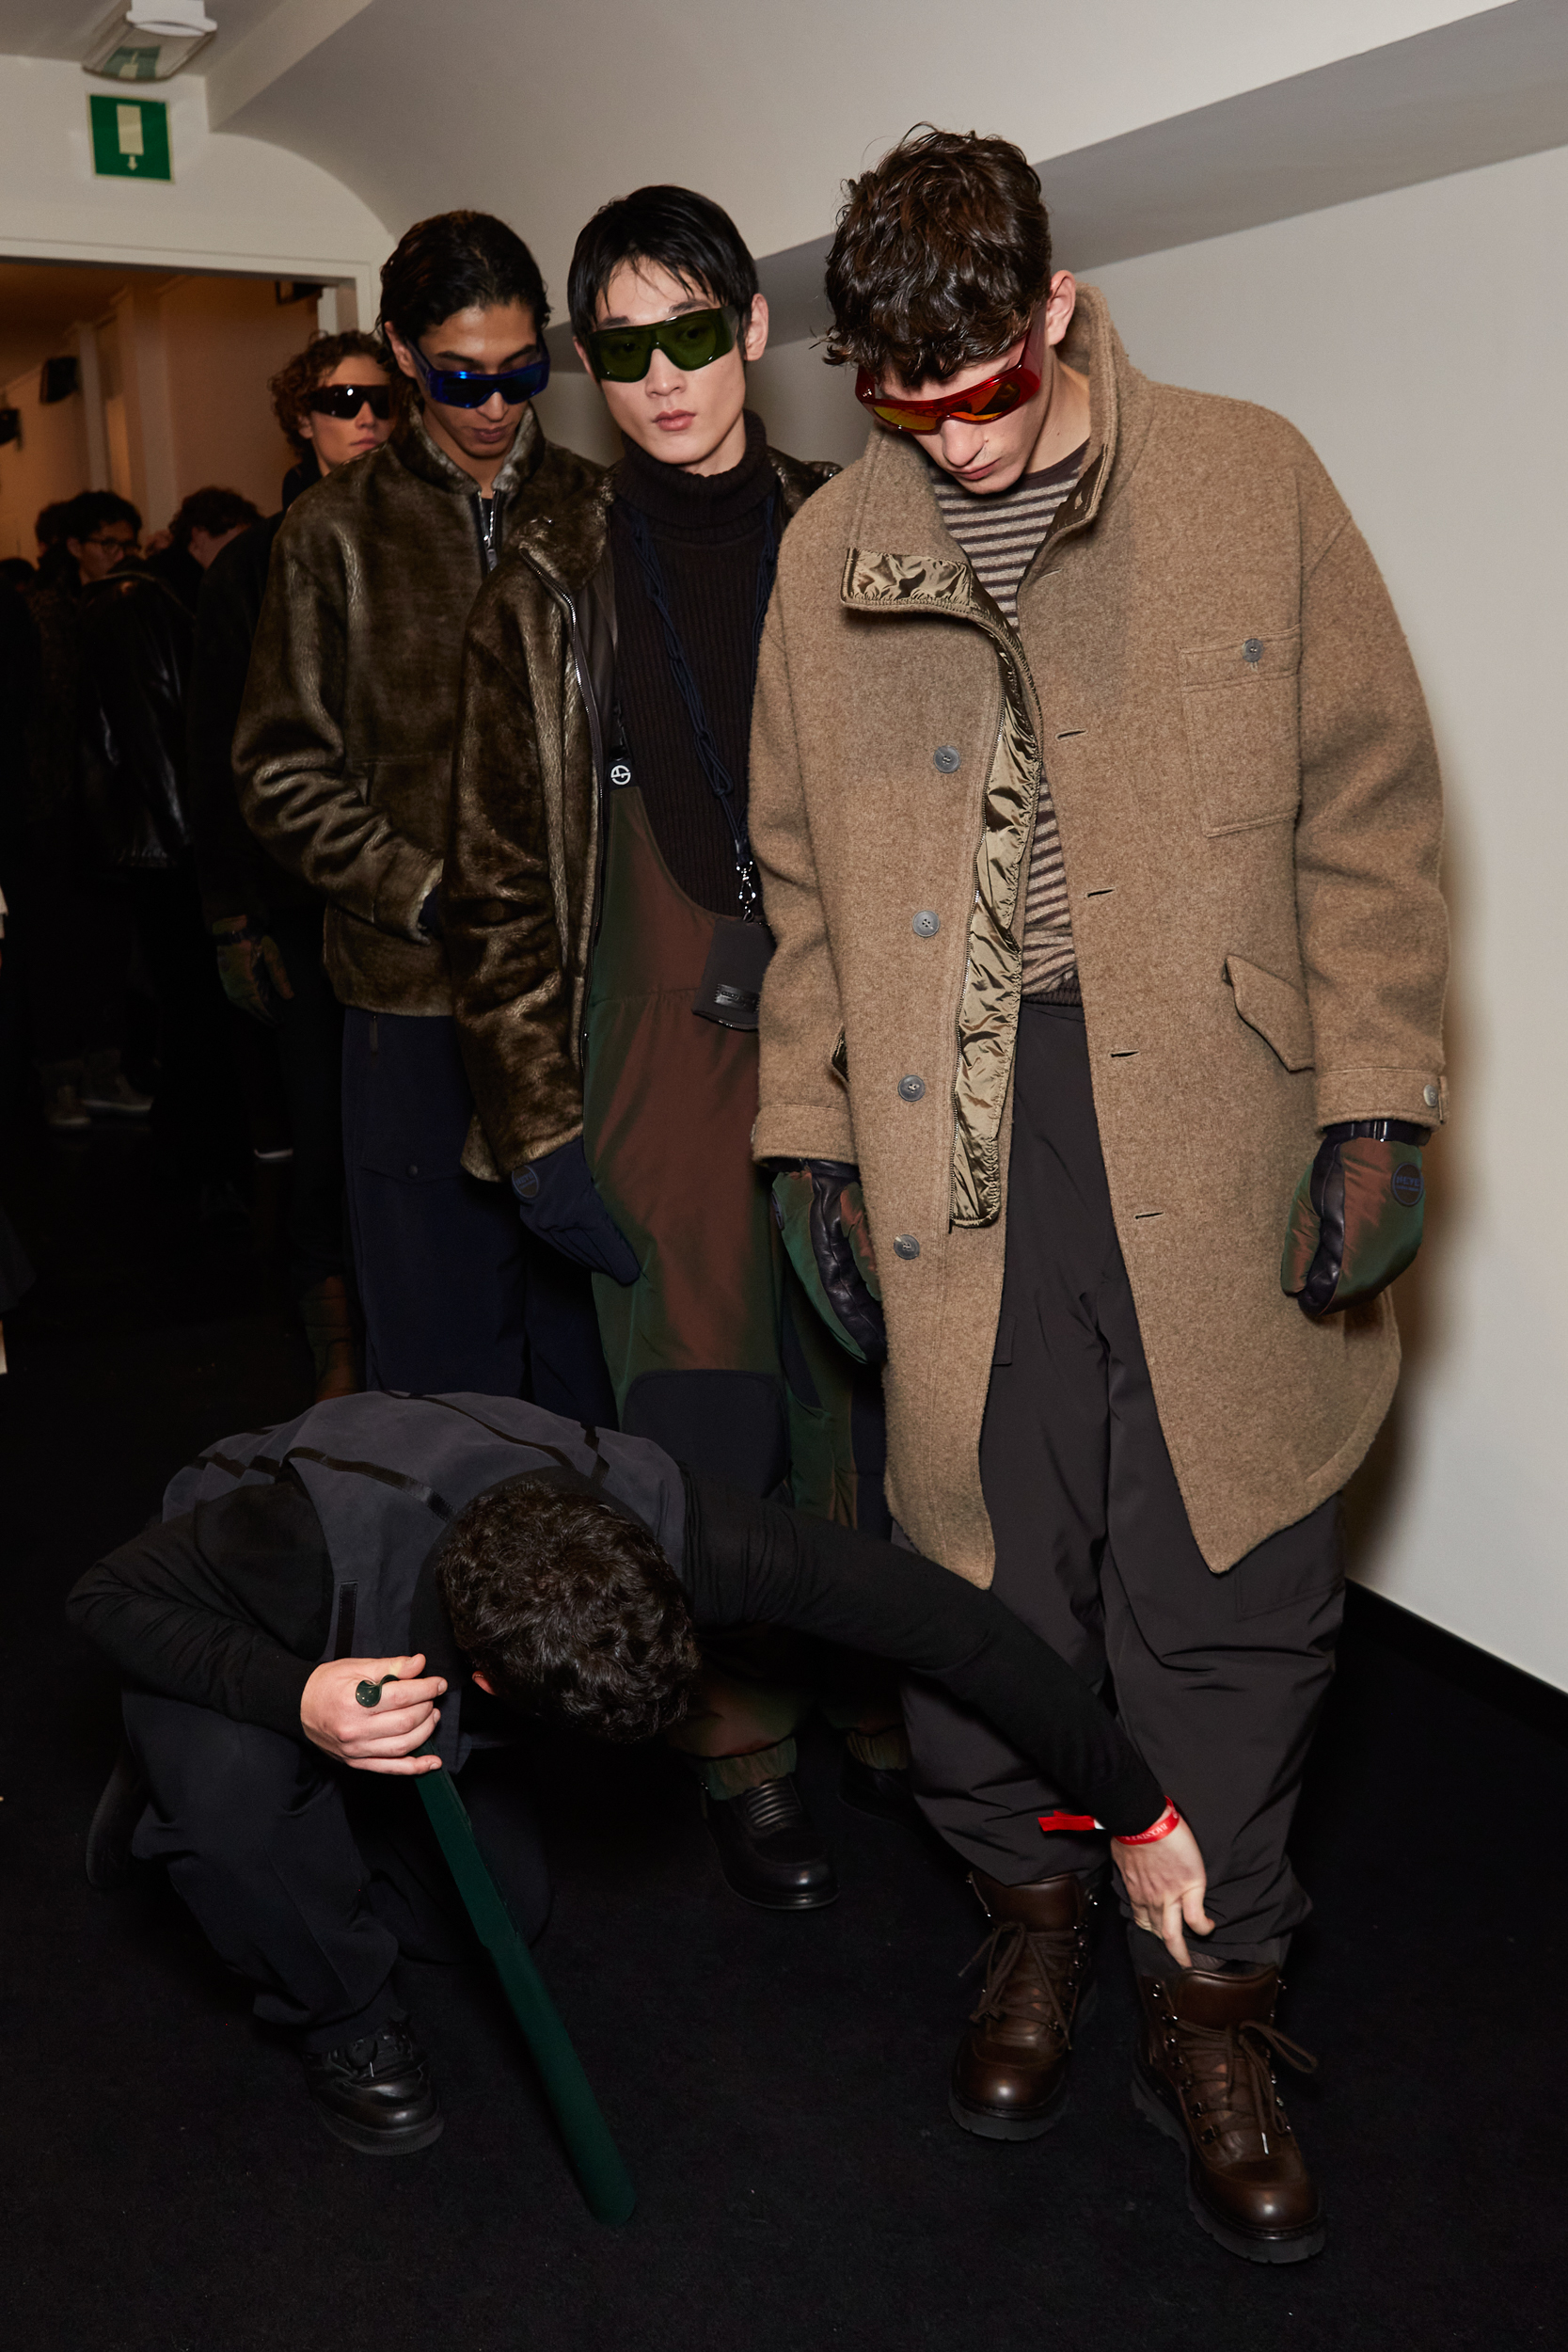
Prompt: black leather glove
<box><xmin>512</xmin><ymin>1137</ymin><xmax>640</xmax><ymax>1285</ymax></box>
<box><xmin>1281</xmin><ymin>1119</ymin><xmax>1427</xmax><ymax>1319</ymax></box>
<box><xmin>770</xmin><ymin>1160</ymin><xmax>886</xmax><ymax>1364</ymax></box>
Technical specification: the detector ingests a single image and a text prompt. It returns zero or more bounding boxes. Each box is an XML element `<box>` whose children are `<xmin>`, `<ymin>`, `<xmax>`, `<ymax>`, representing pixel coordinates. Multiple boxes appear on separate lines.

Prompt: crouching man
<box><xmin>68</xmin><ymin>1390</ymin><xmax>1200</xmax><ymax>2155</ymax></box>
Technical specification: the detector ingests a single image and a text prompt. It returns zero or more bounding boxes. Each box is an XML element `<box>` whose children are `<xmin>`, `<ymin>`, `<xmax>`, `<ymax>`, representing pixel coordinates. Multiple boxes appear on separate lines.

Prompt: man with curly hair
<box><xmin>748</xmin><ymin>128</ymin><xmax>1447</xmax><ymax>2262</ymax></box>
<box><xmin>71</xmin><ymin>1389</ymin><xmax>1202</xmax><ymax>2156</ymax></box>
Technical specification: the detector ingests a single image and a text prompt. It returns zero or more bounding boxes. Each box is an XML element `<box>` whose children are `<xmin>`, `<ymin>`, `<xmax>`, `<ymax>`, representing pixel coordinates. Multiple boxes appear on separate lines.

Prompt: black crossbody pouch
<box><xmin>692</xmin><ymin>917</ymin><xmax>774</xmax><ymax>1030</ymax></box>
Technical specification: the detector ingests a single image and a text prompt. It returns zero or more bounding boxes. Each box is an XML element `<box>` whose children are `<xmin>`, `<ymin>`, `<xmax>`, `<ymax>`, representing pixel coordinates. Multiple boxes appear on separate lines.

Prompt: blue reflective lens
<box><xmin>410</xmin><ymin>342</ymin><xmax>550</xmax><ymax>408</ymax></box>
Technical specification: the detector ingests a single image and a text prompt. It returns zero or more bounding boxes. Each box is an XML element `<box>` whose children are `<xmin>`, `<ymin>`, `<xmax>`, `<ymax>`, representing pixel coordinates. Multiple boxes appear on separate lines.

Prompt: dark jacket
<box><xmin>76</xmin><ymin>560</ymin><xmax>195</xmax><ymax>869</ymax></box>
<box><xmin>233</xmin><ymin>408</ymin><xmax>603</xmax><ymax>1017</ymax></box>
<box><xmin>186</xmin><ymin>509</ymin><xmax>316</xmax><ymax>927</ymax></box>
<box><xmin>65</xmin><ymin>1391</ymin><xmax>1163</xmax><ymax>1833</ymax></box>
<box><xmin>445</xmin><ymin>441</ymin><xmax>833</xmax><ymax>1179</ymax></box>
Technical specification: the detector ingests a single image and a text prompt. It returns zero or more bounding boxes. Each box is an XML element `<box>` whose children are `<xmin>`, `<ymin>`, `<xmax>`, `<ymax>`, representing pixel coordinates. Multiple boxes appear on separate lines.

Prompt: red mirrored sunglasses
<box><xmin>855</xmin><ymin>309</ymin><xmax>1045</xmax><ymax>435</ymax></box>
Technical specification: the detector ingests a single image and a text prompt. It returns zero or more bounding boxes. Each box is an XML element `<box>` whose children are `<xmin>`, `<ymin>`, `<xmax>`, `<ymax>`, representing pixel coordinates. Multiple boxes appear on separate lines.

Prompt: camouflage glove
<box><xmin>212</xmin><ymin>916</ymin><xmax>294</xmax><ymax>1027</ymax></box>
<box><xmin>770</xmin><ymin>1160</ymin><xmax>886</xmax><ymax>1364</ymax></box>
<box><xmin>1281</xmin><ymin>1119</ymin><xmax>1427</xmax><ymax>1319</ymax></box>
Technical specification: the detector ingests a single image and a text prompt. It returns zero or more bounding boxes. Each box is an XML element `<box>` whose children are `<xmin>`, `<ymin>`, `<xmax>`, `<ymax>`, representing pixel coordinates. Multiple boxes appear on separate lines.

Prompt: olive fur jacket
<box><xmin>233</xmin><ymin>408</ymin><xmax>601</xmax><ymax>1017</ymax></box>
<box><xmin>444</xmin><ymin>440</ymin><xmax>832</xmax><ymax>1182</ymax></box>
<box><xmin>747</xmin><ymin>284</ymin><xmax>1449</xmax><ymax>1583</ymax></box>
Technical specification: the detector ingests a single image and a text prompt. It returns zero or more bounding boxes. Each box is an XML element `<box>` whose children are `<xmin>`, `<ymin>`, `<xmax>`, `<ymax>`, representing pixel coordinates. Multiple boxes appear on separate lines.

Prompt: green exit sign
<box><xmin>88</xmin><ymin>94</ymin><xmax>172</xmax><ymax>182</ymax></box>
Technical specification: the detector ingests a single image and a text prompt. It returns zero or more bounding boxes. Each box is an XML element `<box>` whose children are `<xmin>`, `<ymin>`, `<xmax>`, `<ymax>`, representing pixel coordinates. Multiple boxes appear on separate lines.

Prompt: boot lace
<box><xmin>961</xmin><ymin>1914</ymin><xmax>1088</xmax><ymax>2043</ymax></box>
<box><xmin>1165</xmin><ymin>2010</ymin><xmax>1318</xmax><ymax>2152</ymax></box>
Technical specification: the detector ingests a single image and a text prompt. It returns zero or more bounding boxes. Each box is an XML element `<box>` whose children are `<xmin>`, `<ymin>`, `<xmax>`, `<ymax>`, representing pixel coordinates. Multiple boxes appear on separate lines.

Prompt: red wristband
<box><xmin>1037</xmin><ymin>1810</ymin><xmax>1102</xmax><ymax>1835</ymax></box>
<box><xmin>1111</xmin><ymin>1799</ymin><xmax>1181</xmax><ymax>1848</ymax></box>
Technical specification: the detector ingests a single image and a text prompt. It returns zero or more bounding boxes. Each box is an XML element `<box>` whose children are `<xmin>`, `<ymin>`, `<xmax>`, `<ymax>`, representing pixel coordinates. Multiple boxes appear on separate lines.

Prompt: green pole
<box><xmin>415</xmin><ymin>1757</ymin><xmax>636</xmax><ymax>2225</ymax></box>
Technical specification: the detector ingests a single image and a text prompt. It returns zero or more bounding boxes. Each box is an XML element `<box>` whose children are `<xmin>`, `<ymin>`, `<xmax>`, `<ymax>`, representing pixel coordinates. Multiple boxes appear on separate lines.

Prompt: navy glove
<box><xmin>512</xmin><ymin>1138</ymin><xmax>640</xmax><ymax>1285</ymax></box>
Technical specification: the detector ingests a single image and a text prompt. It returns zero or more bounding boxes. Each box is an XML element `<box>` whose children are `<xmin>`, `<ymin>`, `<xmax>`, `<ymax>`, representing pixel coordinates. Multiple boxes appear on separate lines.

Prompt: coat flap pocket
<box><xmin>1180</xmin><ymin>631</ymin><xmax>1301</xmax><ymax>691</ymax></box>
<box><xmin>1226</xmin><ymin>955</ymin><xmax>1315</xmax><ymax>1073</ymax></box>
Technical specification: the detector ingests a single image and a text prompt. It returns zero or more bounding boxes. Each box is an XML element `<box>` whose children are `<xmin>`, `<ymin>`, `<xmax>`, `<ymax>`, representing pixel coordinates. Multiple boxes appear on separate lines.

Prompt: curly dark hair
<box><xmin>167</xmin><ymin>485</ymin><xmax>262</xmax><ymax>550</ymax></box>
<box><xmin>437</xmin><ymin>1477</ymin><xmax>700</xmax><ymax>1744</ymax></box>
<box><xmin>268</xmin><ymin>329</ymin><xmax>396</xmax><ymax>459</ymax></box>
<box><xmin>824</xmin><ymin>126</ymin><xmax>1053</xmax><ymax>386</ymax></box>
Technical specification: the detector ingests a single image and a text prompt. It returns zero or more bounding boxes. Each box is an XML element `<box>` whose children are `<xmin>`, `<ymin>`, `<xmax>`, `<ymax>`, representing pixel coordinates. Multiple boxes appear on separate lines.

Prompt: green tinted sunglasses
<box><xmin>585</xmin><ymin>305</ymin><xmax>739</xmax><ymax>383</ymax></box>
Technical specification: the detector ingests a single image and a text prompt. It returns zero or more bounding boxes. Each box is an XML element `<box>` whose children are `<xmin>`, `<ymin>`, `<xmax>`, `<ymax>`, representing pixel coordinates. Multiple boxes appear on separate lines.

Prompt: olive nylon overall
<box><xmin>583</xmin><ymin>781</ymin><xmax>902</xmax><ymax>1792</ymax></box>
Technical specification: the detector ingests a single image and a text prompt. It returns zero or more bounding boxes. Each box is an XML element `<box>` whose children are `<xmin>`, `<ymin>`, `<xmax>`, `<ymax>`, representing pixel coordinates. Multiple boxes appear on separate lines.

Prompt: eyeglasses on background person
<box><xmin>304</xmin><ymin>383</ymin><xmax>396</xmax><ymax>421</ymax></box>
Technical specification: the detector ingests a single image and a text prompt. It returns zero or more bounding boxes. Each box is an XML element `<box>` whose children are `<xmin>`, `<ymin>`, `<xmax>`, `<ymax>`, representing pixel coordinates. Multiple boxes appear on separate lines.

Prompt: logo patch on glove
<box><xmin>1390</xmin><ymin>1164</ymin><xmax>1424</xmax><ymax>1206</ymax></box>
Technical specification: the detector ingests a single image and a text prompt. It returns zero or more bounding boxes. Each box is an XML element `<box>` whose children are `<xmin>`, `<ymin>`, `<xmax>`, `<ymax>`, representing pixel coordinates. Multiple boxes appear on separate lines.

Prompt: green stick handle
<box><xmin>415</xmin><ymin>1758</ymin><xmax>636</xmax><ymax>2225</ymax></box>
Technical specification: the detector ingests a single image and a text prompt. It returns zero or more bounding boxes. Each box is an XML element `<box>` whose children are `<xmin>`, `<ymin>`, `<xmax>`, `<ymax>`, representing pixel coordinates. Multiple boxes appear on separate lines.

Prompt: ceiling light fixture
<box><xmin>82</xmin><ymin>2</ymin><xmax>217</xmax><ymax>83</ymax></box>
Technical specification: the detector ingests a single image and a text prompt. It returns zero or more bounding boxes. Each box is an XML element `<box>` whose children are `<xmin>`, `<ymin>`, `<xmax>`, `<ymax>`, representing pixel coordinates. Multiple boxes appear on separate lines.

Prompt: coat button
<box><xmin>933</xmin><ymin>745</ymin><xmax>961</xmax><ymax>772</ymax></box>
<box><xmin>1423</xmin><ymin>1083</ymin><xmax>1439</xmax><ymax>1108</ymax></box>
<box><xmin>1243</xmin><ymin>637</ymin><xmax>1263</xmax><ymax>664</ymax></box>
<box><xmin>894</xmin><ymin>1234</ymin><xmax>920</xmax><ymax>1260</ymax></box>
<box><xmin>897</xmin><ymin>1074</ymin><xmax>927</xmax><ymax>1102</ymax></box>
<box><xmin>407</xmin><ymin>1163</ymin><xmax>420</xmax><ymax>1177</ymax></box>
<box><xmin>912</xmin><ymin>911</ymin><xmax>940</xmax><ymax>937</ymax></box>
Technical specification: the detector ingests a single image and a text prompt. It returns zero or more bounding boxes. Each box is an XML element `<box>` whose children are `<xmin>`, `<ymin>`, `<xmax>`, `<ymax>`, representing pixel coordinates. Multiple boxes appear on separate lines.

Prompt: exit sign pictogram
<box><xmin>88</xmin><ymin>95</ymin><xmax>172</xmax><ymax>182</ymax></box>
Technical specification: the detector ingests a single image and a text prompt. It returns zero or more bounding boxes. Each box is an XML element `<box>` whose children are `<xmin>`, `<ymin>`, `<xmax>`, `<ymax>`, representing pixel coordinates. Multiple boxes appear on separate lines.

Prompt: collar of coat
<box><xmin>510</xmin><ymin>424</ymin><xmax>837</xmax><ymax>604</ymax></box>
<box><xmin>393</xmin><ymin>403</ymin><xmax>545</xmax><ymax>500</ymax></box>
<box><xmin>837</xmin><ymin>283</ymin><xmax>1153</xmax><ymax>628</ymax></box>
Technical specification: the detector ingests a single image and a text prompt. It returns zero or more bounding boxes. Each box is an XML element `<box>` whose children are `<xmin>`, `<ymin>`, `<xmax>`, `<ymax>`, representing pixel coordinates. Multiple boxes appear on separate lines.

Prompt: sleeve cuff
<box><xmin>1314</xmin><ymin>1067</ymin><xmax>1447</xmax><ymax>1128</ymax></box>
<box><xmin>240</xmin><ymin>1649</ymin><xmax>316</xmax><ymax>1740</ymax></box>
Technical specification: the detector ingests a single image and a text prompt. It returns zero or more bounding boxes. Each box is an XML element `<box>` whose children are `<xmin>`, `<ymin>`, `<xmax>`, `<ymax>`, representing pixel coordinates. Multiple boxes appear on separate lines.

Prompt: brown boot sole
<box><xmin>1131</xmin><ymin>2065</ymin><xmax>1326</xmax><ymax>2264</ymax></box>
<box><xmin>947</xmin><ymin>1980</ymin><xmax>1096</xmax><ymax>2142</ymax></box>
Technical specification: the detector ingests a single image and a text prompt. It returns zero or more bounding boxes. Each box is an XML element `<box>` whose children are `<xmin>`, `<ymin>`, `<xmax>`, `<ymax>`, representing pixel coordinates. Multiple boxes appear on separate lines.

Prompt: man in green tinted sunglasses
<box><xmin>447</xmin><ymin>186</ymin><xmax>908</xmax><ymax>1917</ymax></box>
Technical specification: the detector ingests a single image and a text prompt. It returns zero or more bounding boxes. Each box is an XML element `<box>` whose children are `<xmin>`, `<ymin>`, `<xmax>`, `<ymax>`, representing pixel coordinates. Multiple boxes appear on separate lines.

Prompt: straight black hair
<box><xmin>378</xmin><ymin>209</ymin><xmax>549</xmax><ymax>348</ymax></box>
<box><xmin>568</xmin><ymin>184</ymin><xmax>758</xmax><ymax>342</ymax></box>
<box><xmin>64</xmin><ymin>489</ymin><xmax>141</xmax><ymax>541</ymax></box>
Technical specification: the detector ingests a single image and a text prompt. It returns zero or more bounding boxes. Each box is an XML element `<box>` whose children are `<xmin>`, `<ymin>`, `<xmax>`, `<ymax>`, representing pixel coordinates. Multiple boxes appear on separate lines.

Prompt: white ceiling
<box><xmin>0</xmin><ymin>0</ymin><xmax>277</xmax><ymax>59</ymax></box>
<box><xmin>5</xmin><ymin>0</ymin><xmax>1566</xmax><ymax>344</ymax></box>
<box><xmin>204</xmin><ymin>0</ymin><xmax>1502</xmax><ymax>290</ymax></box>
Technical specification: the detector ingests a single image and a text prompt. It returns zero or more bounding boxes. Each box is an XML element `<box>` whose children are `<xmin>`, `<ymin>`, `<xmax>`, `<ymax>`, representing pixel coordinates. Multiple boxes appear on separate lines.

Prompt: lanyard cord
<box><xmin>622</xmin><ymin>490</ymin><xmax>778</xmax><ymax>921</ymax></box>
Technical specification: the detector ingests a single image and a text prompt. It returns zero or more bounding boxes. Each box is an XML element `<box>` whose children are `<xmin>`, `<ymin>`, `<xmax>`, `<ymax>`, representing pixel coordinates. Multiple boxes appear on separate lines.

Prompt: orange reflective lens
<box><xmin>855</xmin><ymin>310</ymin><xmax>1044</xmax><ymax>436</ymax></box>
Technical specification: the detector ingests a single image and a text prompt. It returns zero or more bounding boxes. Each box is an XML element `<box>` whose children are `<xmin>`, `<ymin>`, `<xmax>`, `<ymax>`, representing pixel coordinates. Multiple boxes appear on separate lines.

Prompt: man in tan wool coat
<box><xmin>749</xmin><ymin>130</ymin><xmax>1447</xmax><ymax>2265</ymax></box>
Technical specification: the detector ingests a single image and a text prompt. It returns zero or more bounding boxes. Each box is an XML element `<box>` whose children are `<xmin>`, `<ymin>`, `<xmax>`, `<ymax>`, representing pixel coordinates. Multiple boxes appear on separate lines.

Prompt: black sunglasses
<box><xmin>584</xmin><ymin>305</ymin><xmax>739</xmax><ymax>383</ymax></box>
<box><xmin>306</xmin><ymin>383</ymin><xmax>394</xmax><ymax>421</ymax></box>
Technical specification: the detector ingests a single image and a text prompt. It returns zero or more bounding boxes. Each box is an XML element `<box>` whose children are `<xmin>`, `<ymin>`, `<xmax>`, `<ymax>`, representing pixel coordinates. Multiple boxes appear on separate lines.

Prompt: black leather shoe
<box><xmin>703</xmin><ymin>1776</ymin><xmax>838</xmax><ymax>1911</ymax></box>
<box><xmin>839</xmin><ymin>1750</ymin><xmax>922</xmax><ymax>1825</ymax></box>
<box><xmin>303</xmin><ymin>2016</ymin><xmax>444</xmax><ymax>2155</ymax></box>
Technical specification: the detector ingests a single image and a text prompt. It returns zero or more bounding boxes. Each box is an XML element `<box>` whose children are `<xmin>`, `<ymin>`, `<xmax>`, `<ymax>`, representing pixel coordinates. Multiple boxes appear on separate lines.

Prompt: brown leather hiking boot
<box><xmin>949</xmin><ymin>1868</ymin><xmax>1097</xmax><ymax>2140</ymax></box>
<box><xmin>1133</xmin><ymin>1963</ymin><xmax>1325</xmax><ymax>2264</ymax></box>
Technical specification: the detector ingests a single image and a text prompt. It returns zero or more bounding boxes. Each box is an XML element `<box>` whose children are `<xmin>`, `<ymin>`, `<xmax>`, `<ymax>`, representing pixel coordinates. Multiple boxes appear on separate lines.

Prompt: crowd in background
<box><xmin>0</xmin><ymin>330</ymin><xmax>405</xmax><ymax>1394</ymax></box>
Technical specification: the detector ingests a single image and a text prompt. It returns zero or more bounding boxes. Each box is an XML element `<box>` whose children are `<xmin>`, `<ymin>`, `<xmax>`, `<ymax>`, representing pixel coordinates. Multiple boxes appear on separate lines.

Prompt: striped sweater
<box><xmin>930</xmin><ymin>441</ymin><xmax>1087</xmax><ymax>1001</ymax></box>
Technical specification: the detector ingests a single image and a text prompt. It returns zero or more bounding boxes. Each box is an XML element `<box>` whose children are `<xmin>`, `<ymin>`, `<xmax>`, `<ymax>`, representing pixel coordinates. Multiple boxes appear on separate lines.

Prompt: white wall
<box><xmin>0</xmin><ymin>55</ymin><xmax>388</xmax><ymax>310</ymax></box>
<box><xmin>1080</xmin><ymin>144</ymin><xmax>1568</xmax><ymax>1688</ymax></box>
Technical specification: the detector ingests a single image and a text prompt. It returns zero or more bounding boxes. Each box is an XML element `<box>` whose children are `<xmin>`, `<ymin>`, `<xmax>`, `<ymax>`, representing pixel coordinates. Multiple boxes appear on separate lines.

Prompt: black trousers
<box><xmin>123</xmin><ymin>1691</ymin><xmax>549</xmax><ymax>2051</ymax></box>
<box><xmin>341</xmin><ymin>1008</ymin><xmax>614</xmax><ymax>1417</ymax></box>
<box><xmin>123</xmin><ymin>864</ymin><xmax>247</xmax><ymax>1183</ymax></box>
<box><xmin>902</xmin><ymin>1002</ymin><xmax>1344</xmax><ymax>1964</ymax></box>
<box><xmin>268</xmin><ymin>908</ymin><xmax>347</xmax><ymax>1296</ymax></box>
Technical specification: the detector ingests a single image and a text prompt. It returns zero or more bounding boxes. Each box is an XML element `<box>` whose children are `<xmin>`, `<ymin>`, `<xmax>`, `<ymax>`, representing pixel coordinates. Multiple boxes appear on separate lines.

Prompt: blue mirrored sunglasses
<box><xmin>408</xmin><ymin>340</ymin><xmax>550</xmax><ymax>409</ymax></box>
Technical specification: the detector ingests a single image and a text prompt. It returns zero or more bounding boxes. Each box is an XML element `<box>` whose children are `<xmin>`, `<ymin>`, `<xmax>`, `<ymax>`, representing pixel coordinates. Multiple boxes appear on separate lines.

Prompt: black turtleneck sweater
<box><xmin>608</xmin><ymin>410</ymin><xmax>776</xmax><ymax>918</ymax></box>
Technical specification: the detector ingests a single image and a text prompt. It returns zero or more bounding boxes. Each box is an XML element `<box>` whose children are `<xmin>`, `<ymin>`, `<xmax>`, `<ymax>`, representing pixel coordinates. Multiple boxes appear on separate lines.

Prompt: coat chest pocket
<box><xmin>1180</xmin><ymin>632</ymin><xmax>1301</xmax><ymax>836</ymax></box>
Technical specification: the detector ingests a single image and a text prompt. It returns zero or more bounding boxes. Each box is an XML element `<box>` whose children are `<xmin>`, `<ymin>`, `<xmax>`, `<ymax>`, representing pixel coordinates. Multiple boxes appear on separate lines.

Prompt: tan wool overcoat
<box><xmin>749</xmin><ymin>285</ymin><xmax>1448</xmax><ymax>1584</ymax></box>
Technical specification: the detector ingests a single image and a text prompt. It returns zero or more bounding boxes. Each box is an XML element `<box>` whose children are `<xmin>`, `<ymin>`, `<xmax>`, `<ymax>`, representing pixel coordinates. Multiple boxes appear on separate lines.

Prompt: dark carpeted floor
<box><xmin>3</xmin><ymin>1116</ymin><xmax>1564</xmax><ymax>2352</ymax></box>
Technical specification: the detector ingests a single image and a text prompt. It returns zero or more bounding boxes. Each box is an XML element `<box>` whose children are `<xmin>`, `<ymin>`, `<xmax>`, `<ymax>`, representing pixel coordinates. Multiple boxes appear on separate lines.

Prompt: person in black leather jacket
<box><xmin>76</xmin><ymin>547</ymin><xmax>245</xmax><ymax>1192</ymax></box>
